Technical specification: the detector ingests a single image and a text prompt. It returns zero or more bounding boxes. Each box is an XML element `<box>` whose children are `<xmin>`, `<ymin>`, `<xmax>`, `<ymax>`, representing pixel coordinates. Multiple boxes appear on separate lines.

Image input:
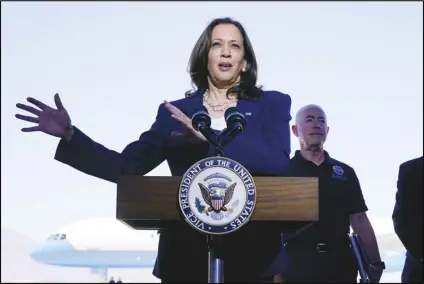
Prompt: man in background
<box><xmin>392</xmin><ymin>156</ymin><xmax>423</xmax><ymax>283</ymax></box>
<box><xmin>273</xmin><ymin>104</ymin><xmax>384</xmax><ymax>283</ymax></box>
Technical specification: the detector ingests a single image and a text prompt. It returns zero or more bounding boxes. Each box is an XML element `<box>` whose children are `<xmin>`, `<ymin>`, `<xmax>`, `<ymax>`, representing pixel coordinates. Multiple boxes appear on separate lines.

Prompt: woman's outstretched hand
<box><xmin>15</xmin><ymin>93</ymin><xmax>74</xmax><ymax>141</ymax></box>
<box><xmin>164</xmin><ymin>100</ymin><xmax>207</xmax><ymax>143</ymax></box>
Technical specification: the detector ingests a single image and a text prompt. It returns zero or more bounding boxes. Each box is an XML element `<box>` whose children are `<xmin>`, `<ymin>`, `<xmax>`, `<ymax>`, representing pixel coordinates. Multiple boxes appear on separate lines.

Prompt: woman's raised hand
<box><xmin>164</xmin><ymin>100</ymin><xmax>207</xmax><ymax>143</ymax></box>
<box><xmin>15</xmin><ymin>93</ymin><xmax>74</xmax><ymax>141</ymax></box>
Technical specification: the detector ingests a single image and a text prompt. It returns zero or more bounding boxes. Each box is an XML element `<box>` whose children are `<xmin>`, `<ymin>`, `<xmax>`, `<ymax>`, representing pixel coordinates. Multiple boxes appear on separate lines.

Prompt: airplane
<box><xmin>30</xmin><ymin>217</ymin><xmax>159</xmax><ymax>282</ymax></box>
<box><xmin>30</xmin><ymin>216</ymin><xmax>406</xmax><ymax>282</ymax></box>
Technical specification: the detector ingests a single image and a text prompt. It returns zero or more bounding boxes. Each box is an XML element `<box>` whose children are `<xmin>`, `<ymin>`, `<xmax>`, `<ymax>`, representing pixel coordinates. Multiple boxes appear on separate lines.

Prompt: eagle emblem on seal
<box><xmin>198</xmin><ymin>182</ymin><xmax>237</xmax><ymax>212</ymax></box>
<box><xmin>179</xmin><ymin>157</ymin><xmax>257</xmax><ymax>234</ymax></box>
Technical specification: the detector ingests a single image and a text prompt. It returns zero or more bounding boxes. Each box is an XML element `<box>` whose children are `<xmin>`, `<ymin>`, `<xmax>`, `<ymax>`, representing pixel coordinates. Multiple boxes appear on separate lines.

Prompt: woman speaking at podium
<box><xmin>15</xmin><ymin>17</ymin><xmax>292</xmax><ymax>282</ymax></box>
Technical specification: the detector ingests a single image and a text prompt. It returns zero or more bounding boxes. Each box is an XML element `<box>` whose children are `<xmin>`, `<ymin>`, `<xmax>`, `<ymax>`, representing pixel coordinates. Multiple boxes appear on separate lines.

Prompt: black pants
<box><xmin>157</xmin><ymin>225</ymin><xmax>282</xmax><ymax>283</ymax></box>
<box><xmin>159</xmin><ymin>267</ymin><xmax>274</xmax><ymax>283</ymax></box>
<box><xmin>161</xmin><ymin>277</ymin><xmax>273</xmax><ymax>283</ymax></box>
<box><xmin>283</xmin><ymin>242</ymin><xmax>358</xmax><ymax>283</ymax></box>
<box><xmin>158</xmin><ymin>264</ymin><xmax>274</xmax><ymax>283</ymax></box>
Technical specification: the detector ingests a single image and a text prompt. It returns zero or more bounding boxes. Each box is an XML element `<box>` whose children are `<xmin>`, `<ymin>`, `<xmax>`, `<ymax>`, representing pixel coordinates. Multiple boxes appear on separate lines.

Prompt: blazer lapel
<box><xmin>181</xmin><ymin>91</ymin><xmax>204</xmax><ymax>118</ymax></box>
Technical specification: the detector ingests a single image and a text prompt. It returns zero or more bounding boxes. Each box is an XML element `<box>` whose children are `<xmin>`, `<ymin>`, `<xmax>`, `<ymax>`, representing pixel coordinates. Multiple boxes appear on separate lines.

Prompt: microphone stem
<box><xmin>199</xmin><ymin>127</ymin><xmax>226</xmax><ymax>157</ymax></box>
<box><xmin>214</xmin><ymin>146</ymin><xmax>225</xmax><ymax>157</ymax></box>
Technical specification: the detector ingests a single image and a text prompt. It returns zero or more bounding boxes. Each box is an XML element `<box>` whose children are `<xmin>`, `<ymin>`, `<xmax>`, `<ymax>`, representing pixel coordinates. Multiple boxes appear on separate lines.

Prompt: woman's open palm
<box><xmin>15</xmin><ymin>93</ymin><xmax>73</xmax><ymax>139</ymax></box>
<box><xmin>164</xmin><ymin>100</ymin><xmax>207</xmax><ymax>143</ymax></box>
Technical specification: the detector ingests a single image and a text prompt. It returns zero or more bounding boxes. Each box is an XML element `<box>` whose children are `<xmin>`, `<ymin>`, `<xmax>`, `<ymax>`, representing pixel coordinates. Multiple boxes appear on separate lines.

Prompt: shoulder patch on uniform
<box><xmin>333</xmin><ymin>165</ymin><xmax>344</xmax><ymax>176</ymax></box>
<box><xmin>331</xmin><ymin>165</ymin><xmax>348</xmax><ymax>181</ymax></box>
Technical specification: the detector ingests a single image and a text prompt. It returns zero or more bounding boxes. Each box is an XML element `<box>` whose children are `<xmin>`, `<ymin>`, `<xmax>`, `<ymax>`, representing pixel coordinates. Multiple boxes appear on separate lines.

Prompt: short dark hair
<box><xmin>185</xmin><ymin>17</ymin><xmax>262</xmax><ymax>100</ymax></box>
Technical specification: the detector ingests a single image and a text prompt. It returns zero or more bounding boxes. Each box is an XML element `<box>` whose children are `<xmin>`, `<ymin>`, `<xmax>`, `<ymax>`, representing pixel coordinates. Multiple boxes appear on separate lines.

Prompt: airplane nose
<box><xmin>30</xmin><ymin>245</ymin><xmax>44</xmax><ymax>261</ymax></box>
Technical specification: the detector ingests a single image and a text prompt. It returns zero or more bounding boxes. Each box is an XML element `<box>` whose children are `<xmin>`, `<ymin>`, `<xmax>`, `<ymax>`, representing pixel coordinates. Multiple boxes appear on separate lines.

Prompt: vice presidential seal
<box><xmin>178</xmin><ymin>156</ymin><xmax>257</xmax><ymax>235</ymax></box>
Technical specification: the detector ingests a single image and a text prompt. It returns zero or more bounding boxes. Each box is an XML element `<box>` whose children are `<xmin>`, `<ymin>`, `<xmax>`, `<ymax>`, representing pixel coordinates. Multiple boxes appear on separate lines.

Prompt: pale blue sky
<box><xmin>1</xmin><ymin>2</ymin><xmax>422</xmax><ymax>241</ymax></box>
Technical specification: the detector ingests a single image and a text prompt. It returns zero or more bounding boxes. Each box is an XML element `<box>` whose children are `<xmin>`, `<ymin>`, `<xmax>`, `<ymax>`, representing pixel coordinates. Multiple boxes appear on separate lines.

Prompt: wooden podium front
<box><xmin>116</xmin><ymin>176</ymin><xmax>318</xmax><ymax>229</ymax></box>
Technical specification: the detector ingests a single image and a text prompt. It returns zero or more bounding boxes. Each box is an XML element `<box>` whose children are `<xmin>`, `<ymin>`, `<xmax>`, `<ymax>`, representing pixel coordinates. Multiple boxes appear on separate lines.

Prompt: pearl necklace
<box><xmin>203</xmin><ymin>90</ymin><xmax>238</xmax><ymax>112</ymax></box>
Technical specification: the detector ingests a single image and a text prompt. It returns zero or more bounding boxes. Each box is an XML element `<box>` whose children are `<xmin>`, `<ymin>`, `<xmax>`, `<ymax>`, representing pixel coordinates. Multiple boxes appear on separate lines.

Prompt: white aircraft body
<box><xmin>30</xmin><ymin>218</ymin><xmax>158</xmax><ymax>281</ymax></box>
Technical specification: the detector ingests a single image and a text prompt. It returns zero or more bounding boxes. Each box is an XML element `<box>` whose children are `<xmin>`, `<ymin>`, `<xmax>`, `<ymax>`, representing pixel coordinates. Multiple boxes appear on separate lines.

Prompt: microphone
<box><xmin>224</xmin><ymin>107</ymin><xmax>247</xmax><ymax>138</ymax></box>
<box><xmin>192</xmin><ymin>106</ymin><xmax>211</xmax><ymax>132</ymax></box>
<box><xmin>191</xmin><ymin>106</ymin><xmax>219</xmax><ymax>149</ymax></box>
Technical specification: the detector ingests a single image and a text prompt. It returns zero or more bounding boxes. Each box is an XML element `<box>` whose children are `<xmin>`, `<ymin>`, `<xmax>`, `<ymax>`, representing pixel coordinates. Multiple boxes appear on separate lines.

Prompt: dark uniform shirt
<box><xmin>273</xmin><ymin>150</ymin><xmax>369</xmax><ymax>282</ymax></box>
<box><xmin>284</xmin><ymin>150</ymin><xmax>368</xmax><ymax>243</ymax></box>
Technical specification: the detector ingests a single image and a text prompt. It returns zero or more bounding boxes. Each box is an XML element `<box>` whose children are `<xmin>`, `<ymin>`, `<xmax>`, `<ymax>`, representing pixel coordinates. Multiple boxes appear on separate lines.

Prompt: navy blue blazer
<box><xmin>55</xmin><ymin>89</ymin><xmax>292</xmax><ymax>281</ymax></box>
<box><xmin>392</xmin><ymin>156</ymin><xmax>423</xmax><ymax>282</ymax></box>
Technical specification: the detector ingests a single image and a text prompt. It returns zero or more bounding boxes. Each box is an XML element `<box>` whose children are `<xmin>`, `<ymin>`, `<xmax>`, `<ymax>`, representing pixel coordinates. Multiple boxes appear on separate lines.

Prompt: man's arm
<box><xmin>346</xmin><ymin>169</ymin><xmax>381</xmax><ymax>262</ymax></box>
<box><xmin>346</xmin><ymin>168</ymin><xmax>383</xmax><ymax>281</ymax></box>
<box><xmin>350</xmin><ymin>212</ymin><xmax>381</xmax><ymax>263</ymax></box>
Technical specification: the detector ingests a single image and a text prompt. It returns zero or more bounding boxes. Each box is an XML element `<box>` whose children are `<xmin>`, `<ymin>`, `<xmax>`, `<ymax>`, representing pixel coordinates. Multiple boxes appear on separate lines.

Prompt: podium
<box><xmin>117</xmin><ymin>176</ymin><xmax>318</xmax><ymax>228</ymax></box>
<box><xmin>116</xmin><ymin>175</ymin><xmax>319</xmax><ymax>282</ymax></box>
